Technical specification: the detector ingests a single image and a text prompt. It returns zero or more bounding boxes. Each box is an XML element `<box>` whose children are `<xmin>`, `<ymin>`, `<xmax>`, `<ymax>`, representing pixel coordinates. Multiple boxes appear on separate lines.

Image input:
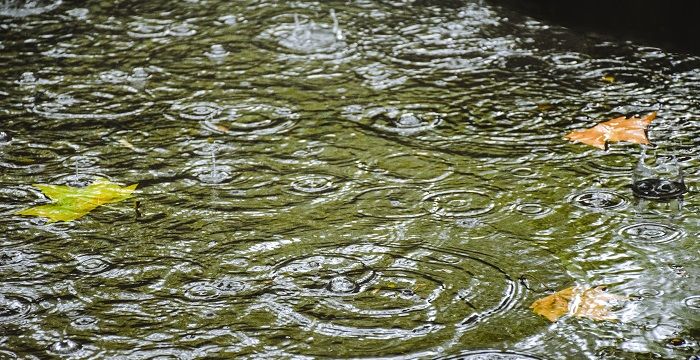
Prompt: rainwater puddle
<box><xmin>0</xmin><ymin>0</ymin><xmax>698</xmax><ymax>358</ymax></box>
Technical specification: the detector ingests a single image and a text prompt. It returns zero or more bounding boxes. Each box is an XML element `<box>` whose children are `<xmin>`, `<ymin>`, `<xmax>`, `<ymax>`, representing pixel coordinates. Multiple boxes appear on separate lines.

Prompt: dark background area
<box><xmin>488</xmin><ymin>0</ymin><xmax>700</xmax><ymax>55</ymax></box>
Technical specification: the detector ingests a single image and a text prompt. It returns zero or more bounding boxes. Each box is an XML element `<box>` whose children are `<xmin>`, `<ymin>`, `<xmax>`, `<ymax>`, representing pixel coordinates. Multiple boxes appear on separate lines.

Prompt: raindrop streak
<box><xmin>195</xmin><ymin>146</ymin><xmax>231</xmax><ymax>185</ymax></box>
<box><xmin>274</xmin><ymin>9</ymin><xmax>344</xmax><ymax>54</ymax></box>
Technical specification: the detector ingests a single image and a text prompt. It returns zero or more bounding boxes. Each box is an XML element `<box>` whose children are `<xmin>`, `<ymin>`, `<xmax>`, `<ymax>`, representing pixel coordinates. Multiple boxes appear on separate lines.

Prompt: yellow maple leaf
<box><xmin>16</xmin><ymin>179</ymin><xmax>137</xmax><ymax>222</ymax></box>
<box><xmin>531</xmin><ymin>286</ymin><xmax>626</xmax><ymax>322</ymax></box>
<box><xmin>564</xmin><ymin>112</ymin><xmax>656</xmax><ymax>149</ymax></box>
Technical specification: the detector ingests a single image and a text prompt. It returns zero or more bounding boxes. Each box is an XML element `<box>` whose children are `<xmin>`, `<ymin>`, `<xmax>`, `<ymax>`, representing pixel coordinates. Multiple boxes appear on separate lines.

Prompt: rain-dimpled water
<box><xmin>0</xmin><ymin>0</ymin><xmax>699</xmax><ymax>358</ymax></box>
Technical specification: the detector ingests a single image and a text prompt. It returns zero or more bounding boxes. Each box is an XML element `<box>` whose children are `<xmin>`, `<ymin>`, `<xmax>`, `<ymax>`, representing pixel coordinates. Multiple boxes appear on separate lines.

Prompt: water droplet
<box><xmin>0</xmin><ymin>131</ymin><xmax>11</xmax><ymax>144</ymax></box>
<box><xmin>49</xmin><ymin>339</ymin><xmax>80</xmax><ymax>354</ymax></box>
<box><xmin>205</xmin><ymin>44</ymin><xmax>229</xmax><ymax>61</ymax></box>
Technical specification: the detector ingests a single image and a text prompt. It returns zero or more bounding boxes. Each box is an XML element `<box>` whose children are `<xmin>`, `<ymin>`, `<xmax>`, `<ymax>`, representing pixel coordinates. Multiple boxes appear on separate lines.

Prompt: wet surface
<box><xmin>0</xmin><ymin>0</ymin><xmax>699</xmax><ymax>358</ymax></box>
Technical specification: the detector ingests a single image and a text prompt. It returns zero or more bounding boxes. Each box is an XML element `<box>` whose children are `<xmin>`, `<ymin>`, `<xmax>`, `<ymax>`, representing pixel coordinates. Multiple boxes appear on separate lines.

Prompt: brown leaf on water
<box><xmin>564</xmin><ymin>112</ymin><xmax>656</xmax><ymax>149</ymax></box>
<box><xmin>530</xmin><ymin>286</ymin><xmax>574</xmax><ymax>322</ymax></box>
<box><xmin>572</xmin><ymin>286</ymin><xmax>626</xmax><ymax>321</ymax></box>
<box><xmin>531</xmin><ymin>286</ymin><xmax>626</xmax><ymax>322</ymax></box>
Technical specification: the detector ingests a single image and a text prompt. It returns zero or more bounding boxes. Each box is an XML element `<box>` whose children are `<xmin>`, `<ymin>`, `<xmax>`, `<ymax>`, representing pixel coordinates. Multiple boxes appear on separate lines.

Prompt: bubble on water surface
<box><xmin>0</xmin><ymin>0</ymin><xmax>62</xmax><ymax>17</ymax></box>
<box><xmin>423</xmin><ymin>190</ymin><xmax>496</xmax><ymax>218</ymax></box>
<box><xmin>618</xmin><ymin>222</ymin><xmax>684</xmax><ymax>245</ymax></box>
<box><xmin>570</xmin><ymin>189</ymin><xmax>628</xmax><ymax>211</ymax></box>
<box><xmin>48</xmin><ymin>339</ymin><xmax>80</xmax><ymax>355</ymax></box>
<box><xmin>75</xmin><ymin>255</ymin><xmax>111</xmax><ymax>274</ymax></box>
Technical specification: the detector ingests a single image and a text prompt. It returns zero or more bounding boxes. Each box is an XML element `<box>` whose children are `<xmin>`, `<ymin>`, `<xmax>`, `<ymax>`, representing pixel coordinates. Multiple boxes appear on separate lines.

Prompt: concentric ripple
<box><xmin>0</xmin><ymin>0</ymin><xmax>62</xmax><ymax>17</ymax></box>
<box><xmin>75</xmin><ymin>255</ymin><xmax>111</xmax><ymax>274</ymax></box>
<box><xmin>354</xmin><ymin>186</ymin><xmax>427</xmax><ymax>219</ymax></box>
<box><xmin>343</xmin><ymin>104</ymin><xmax>444</xmax><ymax>136</ymax></box>
<box><xmin>183</xmin><ymin>282</ymin><xmax>222</xmax><ymax>301</ymax></box>
<box><xmin>170</xmin><ymin>102</ymin><xmax>298</xmax><ymax>137</ymax></box>
<box><xmin>257</xmin><ymin>12</ymin><xmax>346</xmax><ymax>56</ymax></box>
<box><xmin>28</xmin><ymin>91</ymin><xmax>150</xmax><ymax>121</ymax></box>
<box><xmin>423</xmin><ymin>190</ymin><xmax>496</xmax><ymax>218</ymax></box>
<box><xmin>569</xmin><ymin>189</ymin><xmax>628</xmax><ymax>211</ymax></box>
<box><xmin>288</xmin><ymin>174</ymin><xmax>336</xmax><ymax>195</ymax></box>
<box><xmin>514</xmin><ymin>202</ymin><xmax>552</xmax><ymax>217</ymax></box>
<box><xmin>0</xmin><ymin>293</ymin><xmax>34</xmax><ymax>322</ymax></box>
<box><xmin>260</xmin><ymin>244</ymin><xmax>522</xmax><ymax>343</ymax></box>
<box><xmin>48</xmin><ymin>339</ymin><xmax>80</xmax><ymax>355</ymax></box>
<box><xmin>618</xmin><ymin>222</ymin><xmax>684</xmax><ymax>245</ymax></box>
<box><xmin>438</xmin><ymin>350</ymin><xmax>542</xmax><ymax>360</ymax></box>
<box><xmin>360</xmin><ymin>152</ymin><xmax>453</xmax><ymax>184</ymax></box>
<box><xmin>684</xmin><ymin>296</ymin><xmax>700</xmax><ymax>309</ymax></box>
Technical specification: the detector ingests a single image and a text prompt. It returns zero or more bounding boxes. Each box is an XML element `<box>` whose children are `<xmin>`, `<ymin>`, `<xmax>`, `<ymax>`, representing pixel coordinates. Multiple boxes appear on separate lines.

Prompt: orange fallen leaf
<box><xmin>531</xmin><ymin>286</ymin><xmax>626</xmax><ymax>322</ymax></box>
<box><xmin>564</xmin><ymin>112</ymin><xmax>656</xmax><ymax>149</ymax></box>
<box><xmin>530</xmin><ymin>286</ymin><xmax>574</xmax><ymax>322</ymax></box>
<box><xmin>572</xmin><ymin>286</ymin><xmax>626</xmax><ymax>321</ymax></box>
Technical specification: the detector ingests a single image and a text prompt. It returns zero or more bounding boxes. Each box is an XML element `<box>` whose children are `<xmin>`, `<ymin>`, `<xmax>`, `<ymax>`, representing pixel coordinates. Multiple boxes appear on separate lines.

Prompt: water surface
<box><xmin>0</xmin><ymin>0</ymin><xmax>698</xmax><ymax>358</ymax></box>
